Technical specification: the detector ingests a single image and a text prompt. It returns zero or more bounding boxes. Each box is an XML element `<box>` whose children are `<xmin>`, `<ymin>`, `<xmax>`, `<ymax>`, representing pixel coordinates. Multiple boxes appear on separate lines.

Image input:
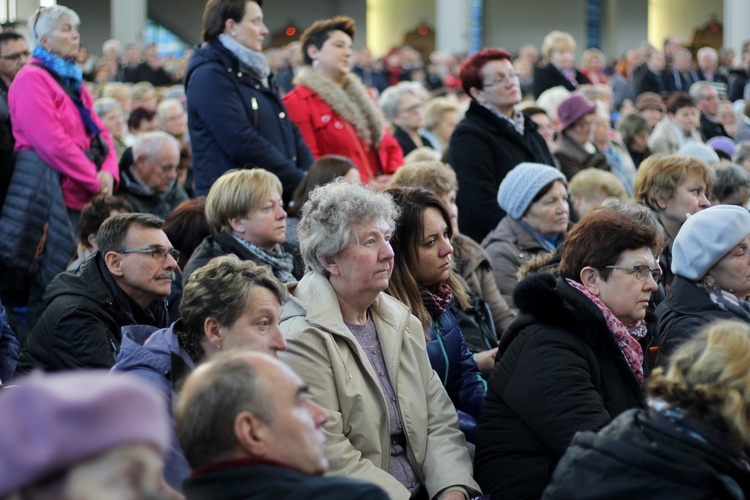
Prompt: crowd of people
<box><xmin>2</xmin><ymin>0</ymin><xmax>750</xmax><ymax>498</ymax></box>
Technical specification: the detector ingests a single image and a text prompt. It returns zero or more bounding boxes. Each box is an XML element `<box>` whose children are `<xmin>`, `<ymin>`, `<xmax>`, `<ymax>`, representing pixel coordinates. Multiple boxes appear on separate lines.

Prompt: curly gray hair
<box><xmin>297</xmin><ymin>179</ymin><xmax>399</xmax><ymax>276</ymax></box>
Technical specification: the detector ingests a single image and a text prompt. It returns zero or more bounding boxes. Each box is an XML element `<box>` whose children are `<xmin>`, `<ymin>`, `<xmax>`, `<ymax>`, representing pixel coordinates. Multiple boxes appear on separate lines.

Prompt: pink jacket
<box><xmin>10</xmin><ymin>61</ymin><xmax>119</xmax><ymax>211</ymax></box>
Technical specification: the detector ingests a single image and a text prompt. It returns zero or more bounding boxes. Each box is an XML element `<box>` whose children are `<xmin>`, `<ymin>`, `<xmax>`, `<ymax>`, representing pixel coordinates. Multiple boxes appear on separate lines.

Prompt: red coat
<box><xmin>283</xmin><ymin>84</ymin><xmax>403</xmax><ymax>183</ymax></box>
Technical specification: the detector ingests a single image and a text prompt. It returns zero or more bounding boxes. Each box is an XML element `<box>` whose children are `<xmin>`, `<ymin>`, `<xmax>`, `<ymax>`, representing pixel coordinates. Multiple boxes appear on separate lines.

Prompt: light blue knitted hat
<box><xmin>497</xmin><ymin>162</ymin><xmax>567</xmax><ymax>219</ymax></box>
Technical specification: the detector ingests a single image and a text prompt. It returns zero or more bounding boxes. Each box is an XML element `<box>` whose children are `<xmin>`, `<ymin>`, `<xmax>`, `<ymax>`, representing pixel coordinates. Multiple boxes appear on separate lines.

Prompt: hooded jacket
<box><xmin>279</xmin><ymin>272</ymin><xmax>480</xmax><ymax>500</ymax></box>
<box><xmin>16</xmin><ymin>253</ymin><xmax>168</xmax><ymax>374</ymax></box>
<box><xmin>185</xmin><ymin>41</ymin><xmax>313</xmax><ymax>199</ymax></box>
<box><xmin>474</xmin><ymin>273</ymin><xmax>645</xmax><ymax>499</ymax></box>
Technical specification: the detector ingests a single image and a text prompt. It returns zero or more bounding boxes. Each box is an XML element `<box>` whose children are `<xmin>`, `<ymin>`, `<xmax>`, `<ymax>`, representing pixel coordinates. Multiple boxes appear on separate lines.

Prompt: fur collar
<box><xmin>295</xmin><ymin>66</ymin><xmax>384</xmax><ymax>147</ymax></box>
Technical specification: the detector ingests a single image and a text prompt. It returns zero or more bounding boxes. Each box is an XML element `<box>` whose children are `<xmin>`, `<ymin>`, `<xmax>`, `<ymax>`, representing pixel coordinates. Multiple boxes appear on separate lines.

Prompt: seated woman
<box><xmin>379</xmin><ymin>81</ymin><xmax>434</xmax><ymax>157</ymax></box>
<box><xmin>385</xmin><ymin>187</ymin><xmax>487</xmax><ymax>443</ymax></box>
<box><xmin>475</xmin><ymin>207</ymin><xmax>661</xmax><ymax>499</ymax></box>
<box><xmin>483</xmin><ymin>162</ymin><xmax>569</xmax><ymax>308</ymax></box>
<box><xmin>183</xmin><ymin>169</ymin><xmax>303</xmax><ymax>282</ymax></box>
<box><xmin>279</xmin><ymin>180</ymin><xmax>479</xmax><ymax>500</ymax></box>
<box><xmin>657</xmin><ymin>205</ymin><xmax>750</xmax><ymax>357</ymax></box>
<box><xmin>648</xmin><ymin>92</ymin><xmax>703</xmax><ymax>156</ymax></box>
<box><xmin>545</xmin><ymin>320</ymin><xmax>750</xmax><ymax>499</ymax></box>
<box><xmin>113</xmin><ymin>255</ymin><xmax>288</xmax><ymax>489</ymax></box>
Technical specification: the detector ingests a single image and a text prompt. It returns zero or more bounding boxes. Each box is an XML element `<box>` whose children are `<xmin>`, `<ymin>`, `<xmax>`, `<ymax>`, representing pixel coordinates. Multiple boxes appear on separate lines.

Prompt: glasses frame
<box><xmin>115</xmin><ymin>246</ymin><xmax>180</xmax><ymax>262</ymax></box>
<box><xmin>0</xmin><ymin>50</ymin><xmax>31</xmax><ymax>61</ymax></box>
<box><xmin>483</xmin><ymin>71</ymin><xmax>522</xmax><ymax>87</ymax></box>
<box><xmin>33</xmin><ymin>6</ymin><xmax>52</xmax><ymax>40</ymax></box>
<box><xmin>605</xmin><ymin>265</ymin><xmax>662</xmax><ymax>283</ymax></box>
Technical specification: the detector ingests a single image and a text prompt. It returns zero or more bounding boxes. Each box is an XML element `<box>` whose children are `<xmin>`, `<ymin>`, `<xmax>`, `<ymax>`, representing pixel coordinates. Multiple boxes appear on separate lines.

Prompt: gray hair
<box><xmin>96</xmin><ymin>213</ymin><xmax>164</xmax><ymax>255</ymax></box>
<box><xmin>601</xmin><ymin>198</ymin><xmax>669</xmax><ymax>245</ymax></box>
<box><xmin>28</xmin><ymin>5</ymin><xmax>80</xmax><ymax>45</ymax></box>
<box><xmin>689</xmin><ymin>81</ymin><xmax>716</xmax><ymax>101</ymax></box>
<box><xmin>156</xmin><ymin>98</ymin><xmax>184</xmax><ymax>129</ymax></box>
<box><xmin>298</xmin><ymin>179</ymin><xmax>400</xmax><ymax>276</ymax></box>
<box><xmin>733</xmin><ymin>141</ymin><xmax>750</xmax><ymax>166</ymax></box>
<box><xmin>132</xmin><ymin>131</ymin><xmax>181</xmax><ymax>163</ymax></box>
<box><xmin>378</xmin><ymin>81</ymin><xmax>428</xmax><ymax>122</ymax></box>
<box><xmin>712</xmin><ymin>163</ymin><xmax>750</xmax><ymax>203</ymax></box>
<box><xmin>697</xmin><ymin>46</ymin><xmax>718</xmax><ymax>62</ymax></box>
<box><xmin>93</xmin><ymin>97</ymin><xmax>121</xmax><ymax>119</ymax></box>
<box><xmin>102</xmin><ymin>39</ymin><xmax>122</xmax><ymax>54</ymax></box>
<box><xmin>175</xmin><ymin>352</ymin><xmax>275</xmax><ymax>469</ymax></box>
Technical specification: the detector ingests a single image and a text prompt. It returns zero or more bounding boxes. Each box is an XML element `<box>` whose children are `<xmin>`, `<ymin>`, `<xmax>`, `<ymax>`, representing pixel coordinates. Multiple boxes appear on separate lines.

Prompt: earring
<box><xmin>231</xmin><ymin>32</ymin><xmax>237</xmax><ymax>37</ymax></box>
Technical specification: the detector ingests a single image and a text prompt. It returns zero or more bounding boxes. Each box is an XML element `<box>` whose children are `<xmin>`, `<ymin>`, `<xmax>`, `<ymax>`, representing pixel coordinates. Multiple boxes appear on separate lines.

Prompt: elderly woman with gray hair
<box><xmin>279</xmin><ymin>180</ymin><xmax>479</xmax><ymax>500</ymax></box>
<box><xmin>379</xmin><ymin>81</ymin><xmax>434</xmax><ymax>156</ymax></box>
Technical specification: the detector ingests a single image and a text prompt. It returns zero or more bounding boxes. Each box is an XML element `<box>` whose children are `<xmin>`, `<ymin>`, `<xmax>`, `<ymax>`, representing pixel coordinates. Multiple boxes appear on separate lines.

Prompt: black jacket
<box><xmin>656</xmin><ymin>275</ymin><xmax>740</xmax><ymax>359</ymax></box>
<box><xmin>116</xmin><ymin>164</ymin><xmax>189</xmax><ymax>220</ymax></box>
<box><xmin>15</xmin><ymin>253</ymin><xmax>168</xmax><ymax>374</ymax></box>
<box><xmin>533</xmin><ymin>64</ymin><xmax>591</xmax><ymax>98</ymax></box>
<box><xmin>700</xmin><ymin>114</ymin><xmax>729</xmax><ymax>141</ymax></box>
<box><xmin>474</xmin><ymin>273</ymin><xmax>645</xmax><ymax>500</ymax></box>
<box><xmin>728</xmin><ymin>68</ymin><xmax>750</xmax><ymax>102</ymax></box>
<box><xmin>635</xmin><ymin>69</ymin><xmax>668</xmax><ymax>96</ymax></box>
<box><xmin>185</xmin><ymin>41</ymin><xmax>313</xmax><ymax>200</ymax></box>
<box><xmin>183</xmin><ymin>462</ymin><xmax>389</xmax><ymax>500</ymax></box>
<box><xmin>445</xmin><ymin>101</ymin><xmax>554</xmax><ymax>243</ymax></box>
<box><xmin>393</xmin><ymin>126</ymin><xmax>434</xmax><ymax>157</ymax></box>
<box><xmin>544</xmin><ymin>408</ymin><xmax>750</xmax><ymax>499</ymax></box>
<box><xmin>183</xmin><ymin>232</ymin><xmax>304</xmax><ymax>283</ymax></box>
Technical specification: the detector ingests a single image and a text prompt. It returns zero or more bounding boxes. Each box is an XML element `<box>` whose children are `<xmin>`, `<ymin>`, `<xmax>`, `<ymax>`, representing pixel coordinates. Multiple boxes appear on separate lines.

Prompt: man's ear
<box><xmin>579</xmin><ymin>266</ymin><xmax>601</xmax><ymax>296</ymax></box>
<box><xmin>234</xmin><ymin>411</ymin><xmax>270</xmax><ymax>456</ymax></box>
<box><xmin>104</xmin><ymin>251</ymin><xmax>124</xmax><ymax>277</ymax></box>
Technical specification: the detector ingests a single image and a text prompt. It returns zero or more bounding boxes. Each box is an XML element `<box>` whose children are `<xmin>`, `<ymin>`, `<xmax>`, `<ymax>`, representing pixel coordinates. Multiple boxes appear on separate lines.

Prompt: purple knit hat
<box><xmin>0</xmin><ymin>371</ymin><xmax>170</xmax><ymax>496</ymax></box>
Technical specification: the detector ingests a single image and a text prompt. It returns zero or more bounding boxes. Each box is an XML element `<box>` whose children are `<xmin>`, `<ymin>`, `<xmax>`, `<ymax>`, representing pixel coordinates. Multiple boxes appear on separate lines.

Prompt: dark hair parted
<box><xmin>163</xmin><ymin>197</ymin><xmax>213</xmax><ymax>269</ymax></box>
<box><xmin>96</xmin><ymin>212</ymin><xmax>164</xmax><ymax>256</ymax></box>
<box><xmin>289</xmin><ymin>155</ymin><xmax>357</xmax><ymax>218</ymax></box>
<box><xmin>665</xmin><ymin>91</ymin><xmax>696</xmax><ymax>114</ymax></box>
<box><xmin>77</xmin><ymin>195</ymin><xmax>132</xmax><ymax>248</ymax></box>
<box><xmin>202</xmin><ymin>0</ymin><xmax>264</xmax><ymax>43</ymax></box>
<box><xmin>127</xmin><ymin>106</ymin><xmax>157</xmax><ymax>132</ymax></box>
<box><xmin>299</xmin><ymin>16</ymin><xmax>355</xmax><ymax>66</ymax></box>
<box><xmin>0</xmin><ymin>30</ymin><xmax>25</xmax><ymax>49</ymax></box>
<box><xmin>558</xmin><ymin>207</ymin><xmax>660</xmax><ymax>282</ymax></box>
<box><xmin>459</xmin><ymin>48</ymin><xmax>513</xmax><ymax>98</ymax></box>
<box><xmin>385</xmin><ymin>187</ymin><xmax>469</xmax><ymax>333</ymax></box>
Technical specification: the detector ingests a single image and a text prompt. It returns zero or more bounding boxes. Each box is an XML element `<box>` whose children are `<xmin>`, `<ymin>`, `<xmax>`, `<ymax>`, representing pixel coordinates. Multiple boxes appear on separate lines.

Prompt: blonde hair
<box><xmin>568</xmin><ymin>168</ymin><xmax>628</xmax><ymax>202</ymax></box>
<box><xmin>404</xmin><ymin>147</ymin><xmax>442</xmax><ymax>163</ymax></box>
<box><xmin>205</xmin><ymin>169</ymin><xmax>283</xmax><ymax>233</ymax></box>
<box><xmin>390</xmin><ymin>160</ymin><xmax>458</xmax><ymax>196</ymax></box>
<box><xmin>634</xmin><ymin>155</ymin><xmax>714</xmax><ymax>212</ymax></box>
<box><xmin>541</xmin><ymin>31</ymin><xmax>576</xmax><ymax>61</ymax></box>
<box><xmin>649</xmin><ymin>320</ymin><xmax>750</xmax><ymax>450</ymax></box>
<box><xmin>424</xmin><ymin>97</ymin><xmax>461</xmax><ymax>131</ymax></box>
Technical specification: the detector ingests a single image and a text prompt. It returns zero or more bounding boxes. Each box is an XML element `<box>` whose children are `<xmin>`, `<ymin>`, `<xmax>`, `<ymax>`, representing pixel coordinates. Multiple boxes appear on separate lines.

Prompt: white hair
<box><xmin>132</xmin><ymin>131</ymin><xmax>181</xmax><ymax>163</ymax></box>
<box><xmin>28</xmin><ymin>5</ymin><xmax>80</xmax><ymax>45</ymax></box>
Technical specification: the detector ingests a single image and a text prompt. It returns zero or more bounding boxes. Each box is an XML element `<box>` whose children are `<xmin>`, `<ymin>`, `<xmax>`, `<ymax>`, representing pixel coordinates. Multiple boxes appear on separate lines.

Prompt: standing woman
<box><xmin>283</xmin><ymin>16</ymin><xmax>403</xmax><ymax>189</ymax></box>
<box><xmin>386</xmin><ymin>187</ymin><xmax>488</xmax><ymax>443</ymax></box>
<box><xmin>185</xmin><ymin>0</ymin><xmax>313</xmax><ymax>200</ymax></box>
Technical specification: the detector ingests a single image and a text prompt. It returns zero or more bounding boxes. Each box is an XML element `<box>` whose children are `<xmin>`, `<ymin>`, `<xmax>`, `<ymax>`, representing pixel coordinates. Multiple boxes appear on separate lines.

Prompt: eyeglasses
<box><xmin>0</xmin><ymin>50</ymin><xmax>30</xmax><ymax>61</ymax></box>
<box><xmin>33</xmin><ymin>6</ymin><xmax>52</xmax><ymax>39</ymax></box>
<box><xmin>115</xmin><ymin>246</ymin><xmax>180</xmax><ymax>261</ymax></box>
<box><xmin>399</xmin><ymin>102</ymin><xmax>424</xmax><ymax>114</ymax></box>
<box><xmin>483</xmin><ymin>71</ymin><xmax>521</xmax><ymax>87</ymax></box>
<box><xmin>606</xmin><ymin>265</ymin><xmax>662</xmax><ymax>283</ymax></box>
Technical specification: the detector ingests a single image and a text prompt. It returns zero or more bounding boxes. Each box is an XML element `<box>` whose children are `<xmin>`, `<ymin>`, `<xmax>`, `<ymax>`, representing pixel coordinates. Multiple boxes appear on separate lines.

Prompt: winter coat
<box><xmin>482</xmin><ymin>216</ymin><xmax>557</xmax><ymax>309</ymax></box>
<box><xmin>112</xmin><ymin>321</ymin><xmax>195</xmax><ymax>490</ymax></box>
<box><xmin>283</xmin><ymin>69</ymin><xmax>403</xmax><ymax>183</ymax></box>
<box><xmin>453</xmin><ymin>233</ymin><xmax>517</xmax><ymax>334</ymax></box>
<box><xmin>279</xmin><ymin>272</ymin><xmax>480</xmax><ymax>500</ymax></box>
<box><xmin>185</xmin><ymin>41</ymin><xmax>313</xmax><ymax>200</ymax></box>
<box><xmin>544</xmin><ymin>408</ymin><xmax>750</xmax><ymax>499</ymax></box>
<box><xmin>0</xmin><ymin>302</ymin><xmax>20</xmax><ymax>384</ymax></box>
<box><xmin>426</xmin><ymin>306</ymin><xmax>486</xmax><ymax>443</ymax></box>
<box><xmin>656</xmin><ymin>275</ymin><xmax>743</xmax><ymax>358</ymax></box>
<box><xmin>474</xmin><ymin>273</ymin><xmax>646</xmax><ymax>500</ymax></box>
<box><xmin>9</xmin><ymin>60</ymin><xmax>119</xmax><ymax>211</ymax></box>
<box><xmin>700</xmin><ymin>113</ymin><xmax>729</xmax><ymax>141</ymax></box>
<box><xmin>392</xmin><ymin>126</ymin><xmax>434</xmax><ymax>157</ymax></box>
<box><xmin>183</xmin><ymin>461</ymin><xmax>389</xmax><ymax>500</ymax></box>
<box><xmin>445</xmin><ymin>101</ymin><xmax>554</xmax><ymax>243</ymax></box>
<box><xmin>183</xmin><ymin>232</ymin><xmax>304</xmax><ymax>283</ymax></box>
<box><xmin>551</xmin><ymin>134</ymin><xmax>611</xmax><ymax>181</ymax></box>
<box><xmin>532</xmin><ymin>64</ymin><xmax>591</xmax><ymax>98</ymax></box>
<box><xmin>728</xmin><ymin>68</ymin><xmax>750</xmax><ymax>103</ymax></box>
<box><xmin>648</xmin><ymin>117</ymin><xmax>704</xmax><ymax>156</ymax></box>
<box><xmin>117</xmin><ymin>166</ymin><xmax>188</xmax><ymax>220</ymax></box>
<box><xmin>15</xmin><ymin>253</ymin><xmax>168</xmax><ymax>374</ymax></box>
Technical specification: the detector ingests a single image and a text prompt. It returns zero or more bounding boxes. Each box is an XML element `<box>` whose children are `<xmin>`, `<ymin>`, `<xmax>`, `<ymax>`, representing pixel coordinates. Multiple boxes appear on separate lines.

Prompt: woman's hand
<box><xmin>97</xmin><ymin>170</ymin><xmax>115</xmax><ymax>196</ymax></box>
<box><xmin>474</xmin><ymin>347</ymin><xmax>498</xmax><ymax>377</ymax></box>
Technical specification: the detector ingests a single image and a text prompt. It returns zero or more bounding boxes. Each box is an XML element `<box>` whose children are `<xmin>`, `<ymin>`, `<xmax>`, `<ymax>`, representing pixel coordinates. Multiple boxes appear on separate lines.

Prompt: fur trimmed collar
<box><xmin>295</xmin><ymin>66</ymin><xmax>384</xmax><ymax>147</ymax></box>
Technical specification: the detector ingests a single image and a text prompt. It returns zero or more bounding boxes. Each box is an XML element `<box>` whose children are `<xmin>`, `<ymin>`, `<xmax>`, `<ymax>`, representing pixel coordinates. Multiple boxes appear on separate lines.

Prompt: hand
<box><xmin>439</xmin><ymin>491</ymin><xmax>467</xmax><ymax>500</ymax></box>
<box><xmin>97</xmin><ymin>170</ymin><xmax>115</xmax><ymax>196</ymax></box>
<box><xmin>474</xmin><ymin>347</ymin><xmax>498</xmax><ymax>377</ymax></box>
<box><xmin>368</xmin><ymin>174</ymin><xmax>393</xmax><ymax>191</ymax></box>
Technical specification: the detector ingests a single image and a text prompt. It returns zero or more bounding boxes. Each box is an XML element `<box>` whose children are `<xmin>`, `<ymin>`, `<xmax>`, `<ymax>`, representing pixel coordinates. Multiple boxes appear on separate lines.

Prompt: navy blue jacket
<box><xmin>185</xmin><ymin>41</ymin><xmax>313</xmax><ymax>200</ymax></box>
<box><xmin>425</xmin><ymin>305</ymin><xmax>486</xmax><ymax>443</ymax></box>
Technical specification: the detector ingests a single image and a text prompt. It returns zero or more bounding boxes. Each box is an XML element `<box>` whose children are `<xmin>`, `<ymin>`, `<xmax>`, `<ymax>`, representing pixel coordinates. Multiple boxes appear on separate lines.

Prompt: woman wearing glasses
<box><xmin>657</xmin><ymin>205</ymin><xmax>750</xmax><ymax>357</ymax></box>
<box><xmin>378</xmin><ymin>81</ymin><xmax>434</xmax><ymax>157</ymax></box>
<box><xmin>475</xmin><ymin>206</ymin><xmax>661</xmax><ymax>499</ymax></box>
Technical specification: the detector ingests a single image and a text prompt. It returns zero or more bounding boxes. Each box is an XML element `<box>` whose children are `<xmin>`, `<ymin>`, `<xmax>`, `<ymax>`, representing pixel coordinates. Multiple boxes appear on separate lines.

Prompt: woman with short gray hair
<box><xmin>280</xmin><ymin>179</ymin><xmax>479</xmax><ymax>500</ymax></box>
<box><xmin>379</xmin><ymin>81</ymin><xmax>434</xmax><ymax>156</ymax></box>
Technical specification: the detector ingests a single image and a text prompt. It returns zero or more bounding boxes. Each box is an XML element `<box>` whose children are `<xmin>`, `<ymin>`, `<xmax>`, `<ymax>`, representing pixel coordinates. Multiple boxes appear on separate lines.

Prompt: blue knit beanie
<box><xmin>498</xmin><ymin>163</ymin><xmax>567</xmax><ymax>219</ymax></box>
<box><xmin>671</xmin><ymin>205</ymin><xmax>750</xmax><ymax>280</ymax></box>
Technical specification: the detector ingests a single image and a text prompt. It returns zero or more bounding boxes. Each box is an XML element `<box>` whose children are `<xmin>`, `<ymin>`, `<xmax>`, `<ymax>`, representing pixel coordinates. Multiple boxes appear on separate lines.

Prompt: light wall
<box><xmin>648</xmin><ymin>0</ymin><xmax>723</xmax><ymax>49</ymax></box>
<box><xmin>366</xmin><ymin>0</ymin><xmax>434</xmax><ymax>57</ymax></box>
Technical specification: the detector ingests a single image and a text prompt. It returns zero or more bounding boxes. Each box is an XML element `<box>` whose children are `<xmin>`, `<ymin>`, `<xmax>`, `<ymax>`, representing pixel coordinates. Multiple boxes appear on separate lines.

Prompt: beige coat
<box><xmin>279</xmin><ymin>272</ymin><xmax>479</xmax><ymax>500</ymax></box>
<box><xmin>648</xmin><ymin>117</ymin><xmax>704</xmax><ymax>156</ymax></box>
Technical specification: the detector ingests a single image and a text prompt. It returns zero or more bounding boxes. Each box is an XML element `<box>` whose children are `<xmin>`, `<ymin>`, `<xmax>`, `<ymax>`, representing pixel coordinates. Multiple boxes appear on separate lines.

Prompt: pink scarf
<box><xmin>566</xmin><ymin>279</ymin><xmax>646</xmax><ymax>385</ymax></box>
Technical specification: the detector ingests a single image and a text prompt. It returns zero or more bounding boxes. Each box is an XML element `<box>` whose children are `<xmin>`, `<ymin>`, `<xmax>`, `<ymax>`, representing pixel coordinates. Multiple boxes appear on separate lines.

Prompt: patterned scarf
<box><xmin>566</xmin><ymin>278</ymin><xmax>646</xmax><ymax>385</ymax></box>
<box><xmin>419</xmin><ymin>282</ymin><xmax>454</xmax><ymax>320</ymax></box>
<box><xmin>704</xmin><ymin>285</ymin><xmax>750</xmax><ymax>322</ymax></box>
<box><xmin>232</xmin><ymin>235</ymin><xmax>296</xmax><ymax>283</ymax></box>
<box><xmin>218</xmin><ymin>34</ymin><xmax>270</xmax><ymax>87</ymax></box>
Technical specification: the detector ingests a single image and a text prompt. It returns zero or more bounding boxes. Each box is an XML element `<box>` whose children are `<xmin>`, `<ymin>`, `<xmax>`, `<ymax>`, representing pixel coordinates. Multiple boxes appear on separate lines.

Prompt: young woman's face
<box><xmin>414</xmin><ymin>207</ymin><xmax>453</xmax><ymax>287</ymax></box>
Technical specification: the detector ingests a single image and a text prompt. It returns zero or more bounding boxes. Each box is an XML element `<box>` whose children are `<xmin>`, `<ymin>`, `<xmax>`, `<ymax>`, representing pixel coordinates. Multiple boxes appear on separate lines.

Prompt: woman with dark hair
<box><xmin>545</xmin><ymin>320</ymin><xmax>750</xmax><ymax>498</ymax></box>
<box><xmin>475</xmin><ymin>206</ymin><xmax>661</xmax><ymax>499</ymax></box>
<box><xmin>282</xmin><ymin>16</ymin><xmax>403</xmax><ymax>189</ymax></box>
<box><xmin>385</xmin><ymin>187</ymin><xmax>488</xmax><ymax>444</ymax></box>
<box><xmin>285</xmin><ymin>154</ymin><xmax>359</xmax><ymax>246</ymax></box>
<box><xmin>185</xmin><ymin>0</ymin><xmax>313</xmax><ymax>200</ymax></box>
<box><xmin>616</xmin><ymin>112</ymin><xmax>651</xmax><ymax>168</ymax></box>
<box><xmin>648</xmin><ymin>92</ymin><xmax>703</xmax><ymax>156</ymax></box>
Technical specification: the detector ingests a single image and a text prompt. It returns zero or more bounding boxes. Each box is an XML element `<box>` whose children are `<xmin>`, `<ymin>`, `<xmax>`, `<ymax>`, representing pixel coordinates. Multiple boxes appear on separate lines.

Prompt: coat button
<box><xmin>279</xmin><ymin>111</ymin><xmax>286</xmax><ymax>118</ymax></box>
<box><xmin>237</xmin><ymin>72</ymin><xmax>242</xmax><ymax>77</ymax></box>
<box><xmin>321</xmin><ymin>114</ymin><xmax>331</xmax><ymax>123</ymax></box>
<box><xmin>334</xmin><ymin>121</ymin><xmax>343</xmax><ymax>129</ymax></box>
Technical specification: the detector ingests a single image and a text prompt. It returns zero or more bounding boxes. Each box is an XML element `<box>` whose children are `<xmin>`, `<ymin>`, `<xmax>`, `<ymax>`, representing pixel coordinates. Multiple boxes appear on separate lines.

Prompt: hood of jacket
<box><xmin>115</xmin><ymin>324</ymin><xmax>173</xmax><ymax>375</ymax></box>
<box><xmin>43</xmin><ymin>252</ymin><xmax>120</xmax><ymax>307</ymax></box>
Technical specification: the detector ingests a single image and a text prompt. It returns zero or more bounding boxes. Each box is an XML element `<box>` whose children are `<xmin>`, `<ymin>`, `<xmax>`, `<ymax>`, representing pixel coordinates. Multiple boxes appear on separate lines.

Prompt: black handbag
<box><xmin>455</xmin><ymin>296</ymin><xmax>498</xmax><ymax>353</ymax></box>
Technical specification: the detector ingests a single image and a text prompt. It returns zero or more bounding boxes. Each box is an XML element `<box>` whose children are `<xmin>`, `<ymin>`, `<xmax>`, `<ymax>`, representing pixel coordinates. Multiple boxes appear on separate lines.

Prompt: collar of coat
<box><xmin>295</xmin><ymin>66</ymin><xmax>384</xmax><ymax>147</ymax></box>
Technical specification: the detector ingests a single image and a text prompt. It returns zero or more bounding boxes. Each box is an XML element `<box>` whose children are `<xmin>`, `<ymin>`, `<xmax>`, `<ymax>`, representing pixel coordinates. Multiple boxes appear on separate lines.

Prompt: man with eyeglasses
<box><xmin>690</xmin><ymin>81</ymin><xmax>728</xmax><ymax>141</ymax></box>
<box><xmin>117</xmin><ymin>130</ymin><xmax>187</xmax><ymax>219</ymax></box>
<box><xmin>16</xmin><ymin>213</ymin><xmax>174</xmax><ymax>375</ymax></box>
